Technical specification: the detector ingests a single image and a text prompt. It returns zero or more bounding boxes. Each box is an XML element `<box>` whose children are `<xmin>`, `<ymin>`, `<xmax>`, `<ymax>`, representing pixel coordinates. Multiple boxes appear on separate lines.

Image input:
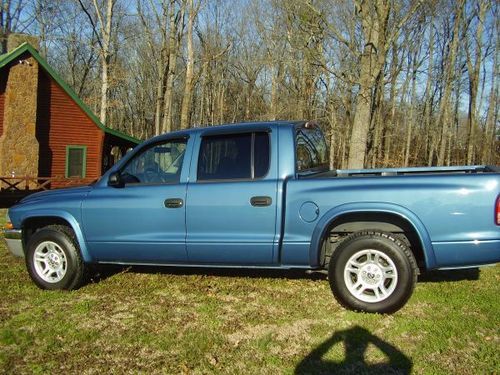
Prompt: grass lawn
<box><xmin>0</xmin><ymin>211</ymin><xmax>498</xmax><ymax>374</ymax></box>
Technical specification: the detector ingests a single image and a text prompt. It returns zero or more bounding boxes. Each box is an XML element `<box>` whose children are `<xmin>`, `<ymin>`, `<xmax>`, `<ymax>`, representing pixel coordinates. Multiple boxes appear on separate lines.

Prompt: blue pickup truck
<box><xmin>4</xmin><ymin>121</ymin><xmax>500</xmax><ymax>313</ymax></box>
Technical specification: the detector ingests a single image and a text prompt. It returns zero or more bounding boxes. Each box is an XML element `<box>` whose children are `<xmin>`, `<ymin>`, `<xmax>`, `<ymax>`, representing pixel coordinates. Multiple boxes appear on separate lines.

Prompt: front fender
<box><xmin>309</xmin><ymin>202</ymin><xmax>436</xmax><ymax>269</ymax></box>
<box><xmin>20</xmin><ymin>210</ymin><xmax>91</xmax><ymax>262</ymax></box>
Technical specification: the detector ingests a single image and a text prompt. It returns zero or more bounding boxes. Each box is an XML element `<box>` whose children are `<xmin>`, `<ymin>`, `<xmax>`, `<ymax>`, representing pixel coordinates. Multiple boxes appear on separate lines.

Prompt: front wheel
<box><xmin>25</xmin><ymin>225</ymin><xmax>86</xmax><ymax>290</ymax></box>
<box><xmin>328</xmin><ymin>231</ymin><xmax>418</xmax><ymax>314</ymax></box>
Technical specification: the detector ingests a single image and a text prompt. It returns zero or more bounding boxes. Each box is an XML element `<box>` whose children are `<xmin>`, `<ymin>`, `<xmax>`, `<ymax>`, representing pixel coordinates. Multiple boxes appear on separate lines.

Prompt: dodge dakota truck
<box><xmin>4</xmin><ymin>121</ymin><xmax>500</xmax><ymax>313</ymax></box>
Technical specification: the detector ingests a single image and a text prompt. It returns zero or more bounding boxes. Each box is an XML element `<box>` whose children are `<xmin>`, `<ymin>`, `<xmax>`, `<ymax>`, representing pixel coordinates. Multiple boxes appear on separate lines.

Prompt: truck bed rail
<box><xmin>335</xmin><ymin>165</ymin><xmax>499</xmax><ymax>178</ymax></box>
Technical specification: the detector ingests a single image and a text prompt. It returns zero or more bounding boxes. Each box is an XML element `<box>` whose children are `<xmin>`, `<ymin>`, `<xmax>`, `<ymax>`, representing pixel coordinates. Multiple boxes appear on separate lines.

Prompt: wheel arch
<box><xmin>309</xmin><ymin>202</ymin><xmax>436</xmax><ymax>270</ymax></box>
<box><xmin>20</xmin><ymin>210</ymin><xmax>91</xmax><ymax>262</ymax></box>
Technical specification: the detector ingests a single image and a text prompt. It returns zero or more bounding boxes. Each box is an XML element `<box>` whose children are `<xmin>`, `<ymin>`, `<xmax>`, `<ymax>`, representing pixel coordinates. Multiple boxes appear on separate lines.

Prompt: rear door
<box><xmin>186</xmin><ymin>130</ymin><xmax>278</xmax><ymax>264</ymax></box>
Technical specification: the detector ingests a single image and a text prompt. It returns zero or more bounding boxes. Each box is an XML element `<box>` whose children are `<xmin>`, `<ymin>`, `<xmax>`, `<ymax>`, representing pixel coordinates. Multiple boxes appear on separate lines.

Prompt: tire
<box><xmin>25</xmin><ymin>225</ymin><xmax>86</xmax><ymax>290</ymax></box>
<box><xmin>328</xmin><ymin>230</ymin><xmax>418</xmax><ymax>314</ymax></box>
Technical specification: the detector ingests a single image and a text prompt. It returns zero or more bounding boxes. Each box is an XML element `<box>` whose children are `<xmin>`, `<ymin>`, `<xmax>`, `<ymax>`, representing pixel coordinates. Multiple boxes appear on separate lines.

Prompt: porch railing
<box><xmin>0</xmin><ymin>176</ymin><xmax>91</xmax><ymax>191</ymax></box>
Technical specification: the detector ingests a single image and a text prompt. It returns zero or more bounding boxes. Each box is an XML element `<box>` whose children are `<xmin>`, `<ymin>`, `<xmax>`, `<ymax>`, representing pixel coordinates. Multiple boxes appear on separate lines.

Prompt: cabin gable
<box><xmin>0</xmin><ymin>41</ymin><xmax>139</xmax><ymax>203</ymax></box>
<box><xmin>36</xmin><ymin>69</ymin><xmax>104</xmax><ymax>181</ymax></box>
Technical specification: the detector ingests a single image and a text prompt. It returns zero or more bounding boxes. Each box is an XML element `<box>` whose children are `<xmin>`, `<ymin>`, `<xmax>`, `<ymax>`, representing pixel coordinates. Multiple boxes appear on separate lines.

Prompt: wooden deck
<box><xmin>0</xmin><ymin>176</ymin><xmax>91</xmax><ymax>207</ymax></box>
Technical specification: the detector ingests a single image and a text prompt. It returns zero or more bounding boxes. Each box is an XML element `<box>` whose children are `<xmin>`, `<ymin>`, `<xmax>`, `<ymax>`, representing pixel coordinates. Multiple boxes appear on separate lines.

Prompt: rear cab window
<box><xmin>197</xmin><ymin>132</ymin><xmax>270</xmax><ymax>181</ymax></box>
<box><xmin>296</xmin><ymin>124</ymin><xmax>329</xmax><ymax>175</ymax></box>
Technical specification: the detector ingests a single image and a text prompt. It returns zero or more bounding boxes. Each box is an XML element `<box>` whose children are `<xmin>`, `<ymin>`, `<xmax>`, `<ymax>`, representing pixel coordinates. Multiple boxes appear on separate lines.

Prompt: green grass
<box><xmin>0</xmin><ymin>210</ymin><xmax>498</xmax><ymax>374</ymax></box>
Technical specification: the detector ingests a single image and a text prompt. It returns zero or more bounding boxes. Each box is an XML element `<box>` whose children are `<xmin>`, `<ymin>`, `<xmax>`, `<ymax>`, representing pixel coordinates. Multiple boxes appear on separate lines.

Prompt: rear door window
<box><xmin>198</xmin><ymin>132</ymin><xmax>270</xmax><ymax>181</ymax></box>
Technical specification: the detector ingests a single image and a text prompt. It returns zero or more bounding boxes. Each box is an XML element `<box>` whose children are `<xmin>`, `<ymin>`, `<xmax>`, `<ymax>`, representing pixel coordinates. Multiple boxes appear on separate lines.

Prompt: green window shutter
<box><xmin>66</xmin><ymin>145</ymin><xmax>87</xmax><ymax>178</ymax></box>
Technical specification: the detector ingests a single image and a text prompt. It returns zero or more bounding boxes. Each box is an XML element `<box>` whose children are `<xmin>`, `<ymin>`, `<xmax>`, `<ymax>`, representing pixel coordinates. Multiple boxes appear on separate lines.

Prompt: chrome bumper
<box><xmin>3</xmin><ymin>229</ymin><xmax>23</xmax><ymax>258</ymax></box>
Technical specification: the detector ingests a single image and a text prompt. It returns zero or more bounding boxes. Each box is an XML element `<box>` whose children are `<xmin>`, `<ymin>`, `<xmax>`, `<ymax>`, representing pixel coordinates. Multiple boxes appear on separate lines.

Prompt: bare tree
<box><xmin>161</xmin><ymin>0</ymin><xmax>185</xmax><ymax>134</ymax></box>
<box><xmin>437</xmin><ymin>0</ymin><xmax>465</xmax><ymax>166</ymax></box>
<box><xmin>481</xmin><ymin>18</ymin><xmax>498</xmax><ymax>165</ymax></box>
<box><xmin>465</xmin><ymin>0</ymin><xmax>489</xmax><ymax>164</ymax></box>
<box><xmin>78</xmin><ymin>0</ymin><xmax>116</xmax><ymax>125</ymax></box>
<box><xmin>348</xmin><ymin>1</ymin><xmax>422</xmax><ymax>168</ymax></box>
<box><xmin>1</xmin><ymin>0</ymin><xmax>32</xmax><ymax>53</ymax></box>
<box><xmin>11</xmin><ymin>0</ymin><xmax>498</xmax><ymax>166</ymax></box>
<box><xmin>180</xmin><ymin>0</ymin><xmax>200</xmax><ymax>129</ymax></box>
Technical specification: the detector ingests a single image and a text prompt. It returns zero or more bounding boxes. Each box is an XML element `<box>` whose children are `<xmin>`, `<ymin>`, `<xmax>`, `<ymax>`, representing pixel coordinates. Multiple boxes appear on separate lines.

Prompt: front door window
<box><xmin>121</xmin><ymin>139</ymin><xmax>187</xmax><ymax>184</ymax></box>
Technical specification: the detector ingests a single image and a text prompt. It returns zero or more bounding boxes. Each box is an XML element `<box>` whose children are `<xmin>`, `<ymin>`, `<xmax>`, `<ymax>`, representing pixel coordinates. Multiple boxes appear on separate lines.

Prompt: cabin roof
<box><xmin>0</xmin><ymin>42</ymin><xmax>140</xmax><ymax>144</ymax></box>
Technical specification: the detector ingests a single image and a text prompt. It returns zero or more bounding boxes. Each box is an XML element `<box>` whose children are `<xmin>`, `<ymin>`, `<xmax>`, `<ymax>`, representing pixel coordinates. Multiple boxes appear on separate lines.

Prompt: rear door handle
<box><xmin>164</xmin><ymin>198</ymin><xmax>184</xmax><ymax>208</ymax></box>
<box><xmin>250</xmin><ymin>196</ymin><xmax>272</xmax><ymax>207</ymax></box>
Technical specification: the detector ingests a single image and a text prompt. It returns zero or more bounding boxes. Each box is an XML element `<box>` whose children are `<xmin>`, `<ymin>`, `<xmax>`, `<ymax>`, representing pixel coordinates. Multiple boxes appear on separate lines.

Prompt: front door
<box><xmin>82</xmin><ymin>138</ymin><xmax>189</xmax><ymax>263</ymax></box>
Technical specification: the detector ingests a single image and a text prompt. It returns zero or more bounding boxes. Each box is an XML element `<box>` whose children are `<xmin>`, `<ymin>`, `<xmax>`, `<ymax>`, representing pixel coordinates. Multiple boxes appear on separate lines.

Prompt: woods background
<box><xmin>1</xmin><ymin>0</ymin><xmax>498</xmax><ymax>169</ymax></box>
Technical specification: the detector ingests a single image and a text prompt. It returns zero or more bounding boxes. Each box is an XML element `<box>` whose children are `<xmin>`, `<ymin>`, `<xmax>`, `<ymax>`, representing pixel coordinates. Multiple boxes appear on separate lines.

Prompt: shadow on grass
<box><xmin>418</xmin><ymin>268</ymin><xmax>480</xmax><ymax>282</ymax></box>
<box><xmin>88</xmin><ymin>265</ymin><xmax>482</xmax><ymax>286</ymax></box>
<box><xmin>295</xmin><ymin>326</ymin><xmax>412</xmax><ymax>375</ymax></box>
<box><xmin>88</xmin><ymin>264</ymin><xmax>328</xmax><ymax>284</ymax></box>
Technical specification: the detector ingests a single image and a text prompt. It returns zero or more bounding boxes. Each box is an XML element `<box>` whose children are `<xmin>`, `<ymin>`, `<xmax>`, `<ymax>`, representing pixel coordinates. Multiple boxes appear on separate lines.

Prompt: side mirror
<box><xmin>108</xmin><ymin>171</ymin><xmax>124</xmax><ymax>188</ymax></box>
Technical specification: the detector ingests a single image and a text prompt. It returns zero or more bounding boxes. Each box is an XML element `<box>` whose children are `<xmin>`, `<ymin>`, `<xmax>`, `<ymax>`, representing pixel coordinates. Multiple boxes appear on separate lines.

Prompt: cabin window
<box><xmin>66</xmin><ymin>145</ymin><xmax>87</xmax><ymax>178</ymax></box>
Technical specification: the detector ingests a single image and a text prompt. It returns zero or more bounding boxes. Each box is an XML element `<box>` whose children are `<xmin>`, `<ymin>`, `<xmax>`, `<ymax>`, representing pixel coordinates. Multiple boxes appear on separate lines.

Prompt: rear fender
<box><xmin>309</xmin><ymin>202</ymin><xmax>436</xmax><ymax>269</ymax></box>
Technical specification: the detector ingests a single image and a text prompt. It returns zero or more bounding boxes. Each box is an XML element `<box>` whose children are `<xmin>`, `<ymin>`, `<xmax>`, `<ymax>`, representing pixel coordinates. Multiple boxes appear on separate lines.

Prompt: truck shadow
<box><xmin>89</xmin><ymin>265</ymin><xmax>481</xmax><ymax>285</ymax></box>
<box><xmin>418</xmin><ymin>268</ymin><xmax>480</xmax><ymax>282</ymax></box>
<box><xmin>294</xmin><ymin>326</ymin><xmax>412</xmax><ymax>374</ymax></box>
<box><xmin>88</xmin><ymin>265</ymin><xmax>328</xmax><ymax>284</ymax></box>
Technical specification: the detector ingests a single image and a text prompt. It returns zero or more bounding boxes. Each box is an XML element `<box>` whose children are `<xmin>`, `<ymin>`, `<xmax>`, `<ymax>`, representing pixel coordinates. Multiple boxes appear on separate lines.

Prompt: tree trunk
<box><xmin>162</xmin><ymin>0</ymin><xmax>183</xmax><ymax>134</ymax></box>
<box><xmin>465</xmin><ymin>1</ymin><xmax>487</xmax><ymax>164</ymax></box>
<box><xmin>384</xmin><ymin>43</ymin><xmax>399</xmax><ymax>167</ymax></box>
<box><xmin>269</xmin><ymin>64</ymin><xmax>281</xmax><ymax>120</ymax></box>
<box><xmin>481</xmin><ymin>36</ymin><xmax>498</xmax><ymax>164</ymax></box>
<box><xmin>349</xmin><ymin>82</ymin><xmax>372</xmax><ymax>168</ymax></box>
<box><xmin>347</xmin><ymin>0</ymin><xmax>389</xmax><ymax>169</ymax></box>
<box><xmin>437</xmin><ymin>0</ymin><xmax>464</xmax><ymax>165</ymax></box>
<box><xmin>155</xmin><ymin>72</ymin><xmax>166</xmax><ymax>135</ymax></box>
<box><xmin>370</xmin><ymin>74</ymin><xmax>384</xmax><ymax>167</ymax></box>
<box><xmin>180</xmin><ymin>0</ymin><xmax>197</xmax><ymax>130</ymax></box>
<box><xmin>0</xmin><ymin>0</ymin><xmax>12</xmax><ymax>54</ymax></box>
<box><xmin>450</xmin><ymin>74</ymin><xmax>462</xmax><ymax>165</ymax></box>
<box><xmin>219</xmin><ymin>72</ymin><xmax>225</xmax><ymax>124</ymax></box>
<box><xmin>90</xmin><ymin>0</ymin><xmax>115</xmax><ymax>125</ymax></box>
<box><xmin>404</xmin><ymin>51</ymin><xmax>419</xmax><ymax>166</ymax></box>
<box><xmin>245</xmin><ymin>81</ymin><xmax>255</xmax><ymax>121</ymax></box>
<box><xmin>424</xmin><ymin>22</ymin><xmax>435</xmax><ymax>166</ymax></box>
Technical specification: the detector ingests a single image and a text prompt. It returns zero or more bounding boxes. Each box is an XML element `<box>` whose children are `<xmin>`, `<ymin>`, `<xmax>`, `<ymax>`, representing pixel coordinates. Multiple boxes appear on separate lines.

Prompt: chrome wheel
<box><xmin>344</xmin><ymin>249</ymin><xmax>398</xmax><ymax>303</ymax></box>
<box><xmin>33</xmin><ymin>241</ymin><xmax>67</xmax><ymax>283</ymax></box>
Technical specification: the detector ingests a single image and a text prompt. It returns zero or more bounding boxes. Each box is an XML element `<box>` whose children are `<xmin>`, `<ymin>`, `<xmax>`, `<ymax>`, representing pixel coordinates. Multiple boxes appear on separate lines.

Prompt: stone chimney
<box><xmin>0</xmin><ymin>33</ymin><xmax>40</xmax><ymax>182</ymax></box>
<box><xmin>6</xmin><ymin>33</ymin><xmax>40</xmax><ymax>52</ymax></box>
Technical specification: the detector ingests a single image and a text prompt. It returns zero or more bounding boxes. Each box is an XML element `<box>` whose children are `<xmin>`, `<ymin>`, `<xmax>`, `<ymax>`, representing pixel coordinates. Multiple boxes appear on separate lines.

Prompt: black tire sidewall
<box><xmin>329</xmin><ymin>233</ymin><xmax>415</xmax><ymax>314</ymax></box>
<box><xmin>26</xmin><ymin>228</ymin><xmax>81</xmax><ymax>290</ymax></box>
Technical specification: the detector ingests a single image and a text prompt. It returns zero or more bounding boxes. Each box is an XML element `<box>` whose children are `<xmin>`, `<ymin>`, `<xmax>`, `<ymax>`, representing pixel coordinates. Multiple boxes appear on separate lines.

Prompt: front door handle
<box><xmin>164</xmin><ymin>198</ymin><xmax>184</xmax><ymax>208</ymax></box>
<box><xmin>250</xmin><ymin>196</ymin><xmax>272</xmax><ymax>207</ymax></box>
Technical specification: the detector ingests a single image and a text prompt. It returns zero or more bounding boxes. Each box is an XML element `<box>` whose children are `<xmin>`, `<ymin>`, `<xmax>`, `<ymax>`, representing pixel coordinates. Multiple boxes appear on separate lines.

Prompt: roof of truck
<box><xmin>151</xmin><ymin>120</ymin><xmax>307</xmax><ymax>141</ymax></box>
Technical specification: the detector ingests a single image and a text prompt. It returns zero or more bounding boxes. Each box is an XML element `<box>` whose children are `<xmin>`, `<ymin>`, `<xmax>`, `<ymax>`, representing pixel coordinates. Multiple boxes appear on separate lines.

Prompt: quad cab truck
<box><xmin>4</xmin><ymin>121</ymin><xmax>500</xmax><ymax>313</ymax></box>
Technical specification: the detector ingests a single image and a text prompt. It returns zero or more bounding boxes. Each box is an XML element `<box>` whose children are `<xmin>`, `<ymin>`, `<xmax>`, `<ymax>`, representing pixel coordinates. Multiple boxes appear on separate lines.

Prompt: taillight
<box><xmin>496</xmin><ymin>196</ymin><xmax>500</xmax><ymax>225</ymax></box>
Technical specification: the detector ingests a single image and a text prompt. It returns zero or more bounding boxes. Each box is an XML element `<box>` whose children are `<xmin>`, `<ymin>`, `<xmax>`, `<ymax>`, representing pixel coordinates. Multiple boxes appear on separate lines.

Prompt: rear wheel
<box><xmin>328</xmin><ymin>231</ymin><xmax>418</xmax><ymax>314</ymax></box>
<box><xmin>26</xmin><ymin>225</ymin><xmax>86</xmax><ymax>290</ymax></box>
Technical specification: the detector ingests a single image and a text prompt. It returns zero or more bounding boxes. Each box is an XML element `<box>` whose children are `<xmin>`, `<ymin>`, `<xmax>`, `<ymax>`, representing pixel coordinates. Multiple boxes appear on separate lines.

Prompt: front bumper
<box><xmin>3</xmin><ymin>229</ymin><xmax>23</xmax><ymax>257</ymax></box>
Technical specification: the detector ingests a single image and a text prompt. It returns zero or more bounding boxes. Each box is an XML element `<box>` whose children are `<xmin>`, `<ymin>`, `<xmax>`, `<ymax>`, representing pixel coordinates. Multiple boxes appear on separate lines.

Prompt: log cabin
<box><xmin>0</xmin><ymin>37</ymin><xmax>139</xmax><ymax>205</ymax></box>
